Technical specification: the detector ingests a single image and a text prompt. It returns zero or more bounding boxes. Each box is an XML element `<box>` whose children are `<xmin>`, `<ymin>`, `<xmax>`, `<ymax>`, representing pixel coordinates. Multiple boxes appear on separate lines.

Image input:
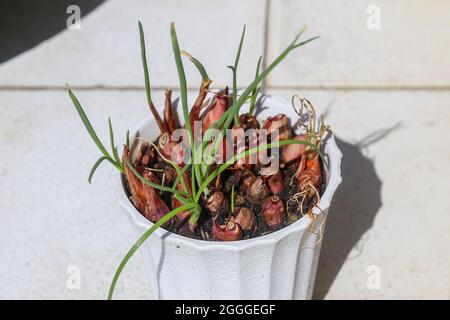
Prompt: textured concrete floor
<box><xmin>0</xmin><ymin>0</ymin><xmax>449</xmax><ymax>299</ymax></box>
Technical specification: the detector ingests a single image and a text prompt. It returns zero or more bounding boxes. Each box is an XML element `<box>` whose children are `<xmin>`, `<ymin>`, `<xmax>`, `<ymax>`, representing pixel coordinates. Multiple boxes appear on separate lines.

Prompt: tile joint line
<box><xmin>1</xmin><ymin>85</ymin><xmax>450</xmax><ymax>92</ymax></box>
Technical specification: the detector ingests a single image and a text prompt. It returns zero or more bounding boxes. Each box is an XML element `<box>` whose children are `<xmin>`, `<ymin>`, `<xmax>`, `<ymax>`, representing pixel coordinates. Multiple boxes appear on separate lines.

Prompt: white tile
<box><xmin>0</xmin><ymin>0</ymin><xmax>266</xmax><ymax>89</ymax></box>
<box><xmin>269</xmin><ymin>88</ymin><xmax>450</xmax><ymax>299</ymax></box>
<box><xmin>0</xmin><ymin>89</ymin><xmax>172</xmax><ymax>299</ymax></box>
<box><xmin>266</xmin><ymin>0</ymin><xmax>450</xmax><ymax>88</ymax></box>
<box><xmin>1</xmin><ymin>88</ymin><xmax>449</xmax><ymax>299</ymax></box>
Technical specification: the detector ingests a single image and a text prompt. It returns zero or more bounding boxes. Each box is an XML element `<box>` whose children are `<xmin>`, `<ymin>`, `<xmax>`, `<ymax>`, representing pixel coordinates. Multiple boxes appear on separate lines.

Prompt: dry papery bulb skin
<box><xmin>133</xmin><ymin>141</ymin><xmax>155</xmax><ymax>167</ymax></box>
<box><xmin>247</xmin><ymin>176</ymin><xmax>269</xmax><ymax>203</ymax></box>
<box><xmin>142</xmin><ymin>169</ymin><xmax>170</xmax><ymax>223</ymax></box>
<box><xmin>162</xmin><ymin>165</ymin><xmax>177</xmax><ymax>183</ymax></box>
<box><xmin>266</xmin><ymin>170</ymin><xmax>284</xmax><ymax>195</ymax></box>
<box><xmin>263</xmin><ymin>114</ymin><xmax>293</xmax><ymax>142</ymax></box>
<box><xmin>298</xmin><ymin>153</ymin><xmax>322</xmax><ymax>193</ymax></box>
<box><xmin>240</xmin><ymin>170</ymin><xmax>256</xmax><ymax>190</ymax></box>
<box><xmin>281</xmin><ymin>134</ymin><xmax>307</xmax><ymax>164</ymax></box>
<box><xmin>206</xmin><ymin>191</ymin><xmax>228</xmax><ymax>217</ymax></box>
<box><xmin>262</xmin><ymin>196</ymin><xmax>286</xmax><ymax>229</ymax></box>
<box><xmin>233</xmin><ymin>207</ymin><xmax>255</xmax><ymax>231</ymax></box>
<box><xmin>237</xmin><ymin>113</ymin><xmax>260</xmax><ymax>130</ymax></box>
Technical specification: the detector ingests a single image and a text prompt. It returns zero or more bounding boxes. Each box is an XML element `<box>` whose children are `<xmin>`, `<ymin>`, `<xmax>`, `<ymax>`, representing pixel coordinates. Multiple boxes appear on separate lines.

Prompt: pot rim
<box><xmin>111</xmin><ymin>94</ymin><xmax>342</xmax><ymax>250</ymax></box>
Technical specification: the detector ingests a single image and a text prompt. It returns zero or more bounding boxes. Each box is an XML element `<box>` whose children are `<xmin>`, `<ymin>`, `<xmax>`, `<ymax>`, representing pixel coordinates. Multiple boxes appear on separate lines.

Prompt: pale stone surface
<box><xmin>270</xmin><ymin>89</ymin><xmax>450</xmax><ymax>299</ymax></box>
<box><xmin>1</xmin><ymin>0</ymin><xmax>449</xmax><ymax>300</ymax></box>
<box><xmin>0</xmin><ymin>0</ymin><xmax>266</xmax><ymax>88</ymax></box>
<box><xmin>0</xmin><ymin>90</ymin><xmax>167</xmax><ymax>299</ymax></box>
<box><xmin>0</xmin><ymin>89</ymin><xmax>449</xmax><ymax>299</ymax></box>
<box><xmin>266</xmin><ymin>0</ymin><xmax>450</xmax><ymax>88</ymax></box>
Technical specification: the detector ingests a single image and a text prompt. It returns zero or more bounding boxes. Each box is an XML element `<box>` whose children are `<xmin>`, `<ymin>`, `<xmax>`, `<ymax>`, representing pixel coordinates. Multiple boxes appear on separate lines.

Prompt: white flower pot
<box><xmin>112</xmin><ymin>94</ymin><xmax>342</xmax><ymax>300</ymax></box>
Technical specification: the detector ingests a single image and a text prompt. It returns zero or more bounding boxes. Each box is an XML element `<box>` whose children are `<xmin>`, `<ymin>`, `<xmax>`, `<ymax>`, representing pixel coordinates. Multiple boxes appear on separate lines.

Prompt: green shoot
<box><xmin>109</xmin><ymin>118</ymin><xmax>121</xmax><ymax>167</ymax></box>
<box><xmin>180</xmin><ymin>50</ymin><xmax>210</xmax><ymax>196</ymax></box>
<box><xmin>231</xmin><ymin>185</ymin><xmax>235</xmax><ymax>212</ymax></box>
<box><xmin>170</xmin><ymin>23</ymin><xmax>200</xmax><ymax>197</ymax></box>
<box><xmin>171</xmin><ymin>163</ymin><xmax>190</xmax><ymax>193</ymax></box>
<box><xmin>188</xmin><ymin>206</ymin><xmax>202</xmax><ymax>226</ymax></box>
<box><xmin>170</xmin><ymin>23</ymin><xmax>193</xmax><ymax>147</ymax></box>
<box><xmin>249</xmin><ymin>56</ymin><xmax>262</xmax><ymax>115</ymax></box>
<box><xmin>228</xmin><ymin>25</ymin><xmax>246</xmax><ymax>125</ymax></box>
<box><xmin>181</xmin><ymin>50</ymin><xmax>209</xmax><ymax>82</ymax></box>
<box><xmin>138</xmin><ymin>21</ymin><xmax>152</xmax><ymax>103</ymax></box>
<box><xmin>88</xmin><ymin>156</ymin><xmax>116</xmax><ymax>183</ymax></box>
<box><xmin>139</xmin><ymin>21</ymin><xmax>166</xmax><ymax>133</ymax></box>
<box><xmin>68</xmin><ymin>87</ymin><xmax>124</xmax><ymax>177</ymax></box>
<box><xmin>68</xmin><ymin>88</ymin><xmax>111</xmax><ymax>159</ymax></box>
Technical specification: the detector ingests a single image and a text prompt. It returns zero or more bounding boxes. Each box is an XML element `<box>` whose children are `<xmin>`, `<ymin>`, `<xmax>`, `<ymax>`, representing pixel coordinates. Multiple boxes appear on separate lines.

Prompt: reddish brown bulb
<box><xmin>202</xmin><ymin>88</ymin><xmax>228</xmax><ymax>134</ymax></box>
<box><xmin>267</xmin><ymin>171</ymin><xmax>284</xmax><ymax>195</ymax></box>
<box><xmin>122</xmin><ymin>145</ymin><xmax>146</xmax><ymax>213</ymax></box>
<box><xmin>141</xmin><ymin>145</ymin><xmax>155</xmax><ymax>166</ymax></box>
<box><xmin>298</xmin><ymin>153</ymin><xmax>322</xmax><ymax>192</ymax></box>
<box><xmin>212</xmin><ymin>218</ymin><xmax>243</xmax><ymax>241</ymax></box>
<box><xmin>158</xmin><ymin>133</ymin><xmax>186</xmax><ymax>165</ymax></box>
<box><xmin>262</xmin><ymin>196</ymin><xmax>285</xmax><ymax>229</ymax></box>
<box><xmin>281</xmin><ymin>134</ymin><xmax>307</xmax><ymax>164</ymax></box>
<box><xmin>133</xmin><ymin>142</ymin><xmax>154</xmax><ymax>167</ymax></box>
<box><xmin>238</xmin><ymin>113</ymin><xmax>260</xmax><ymax>130</ymax></box>
<box><xmin>247</xmin><ymin>176</ymin><xmax>269</xmax><ymax>203</ymax></box>
<box><xmin>234</xmin><ymin>207</ymin><xmax>255</xmax><ymax>231</ymax></box>
<box><xmin>241</xmin><ymin>171</ymin><xmax>256</xmax><ymax>190</ymax></box>
<box><xmin>163</xmin><ymin>165</ymin><xmax>176</xmax><ymax>183</ymax></box>
<box><xmin>262</xmin><ymin>114</ymin><xmax>292</xmax><ymax>142</ymax></box>
<box><xmin>142</xmin><ymin>169</ymin><xmax>170</xmax><ymax>223</ymax></box>
<box><xmin>206</xmin><ymin>191</ymin><xmax>228</xmax><ymax>216</ymax></box>
<box><xmin>231</xmin><ymin>127</ymin><xmax>254</xmax><ymax>170</ymax></box>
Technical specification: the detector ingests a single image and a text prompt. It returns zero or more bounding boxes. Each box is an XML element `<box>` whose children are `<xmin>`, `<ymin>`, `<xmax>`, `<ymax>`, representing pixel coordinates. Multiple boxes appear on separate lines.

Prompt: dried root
<box><xmin>300</xmin><ymin>207</ymin><xmax>328</xmax><ymax>249</ymax></box>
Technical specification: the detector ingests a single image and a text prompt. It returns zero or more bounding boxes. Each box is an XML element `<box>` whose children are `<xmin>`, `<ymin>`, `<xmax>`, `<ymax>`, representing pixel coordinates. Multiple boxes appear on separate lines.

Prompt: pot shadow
<box><xmin>313</xmin><ymin>124</ymin><xmax>401</xmax><ymax>299</ymax></box>
<box><xmin>0</xmin><ymin>0</ymin><xmax>105</xmax><ymax>64</ymax></box>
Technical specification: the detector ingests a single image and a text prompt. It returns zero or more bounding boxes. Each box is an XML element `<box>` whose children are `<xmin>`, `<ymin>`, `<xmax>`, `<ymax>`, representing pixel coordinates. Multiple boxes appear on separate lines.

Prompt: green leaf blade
<box><xmin>108</xmin><ymin>202</ymin><xmax>198</xmax><ymax>300</ymax></box>
<box><xmin>88</xmin><ymin>156</ymin><xmax>116</xmax><ymax>183</ymax></box>
<box><xmin>249</xmin><ymin>55</ymin><xmax>263</xmax><ymax>115</ymax></box>
<box><xmin>108</xmin><ymin>117</ymin><xmax>123</xmax><ymax>171</ymax></box>
<box><xmin>231</xmin><ymin>185</ymin><xmax>235</xmax><ymax>212</ymax></box>
<box><xmin>138</xmin><ymin>21</ymin><xmax>152</xmax><ymax>104</ymax></box>
<box><xmin>181</xmin><ymin>50</ymin><xmax>209</xmax><ymax>81</ymax></box>
<box><xmin>68</xmin><ymin>88</ymin><xmax>112</xmax><ymax>159</ymax></box>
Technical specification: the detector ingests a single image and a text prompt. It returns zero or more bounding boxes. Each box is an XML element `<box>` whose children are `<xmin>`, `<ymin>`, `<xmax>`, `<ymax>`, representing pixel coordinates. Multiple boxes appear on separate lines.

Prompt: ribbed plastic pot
<box><xmin>112</xmin><ymin>94</ymin><xmax>342</xmax><ymax>299</ymax></box>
